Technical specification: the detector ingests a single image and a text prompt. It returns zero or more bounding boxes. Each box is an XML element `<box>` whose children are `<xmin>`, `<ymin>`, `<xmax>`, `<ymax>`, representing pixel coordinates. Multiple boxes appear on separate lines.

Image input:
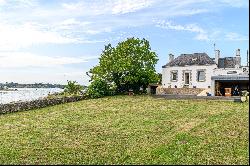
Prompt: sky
<box><xmin>0</xmin><ymin>0</ymin><xmax>249</xmax><ymax>85</ymax></box>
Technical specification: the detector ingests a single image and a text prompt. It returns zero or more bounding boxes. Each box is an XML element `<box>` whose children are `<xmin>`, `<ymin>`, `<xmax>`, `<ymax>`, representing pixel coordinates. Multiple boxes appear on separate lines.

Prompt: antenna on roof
<box><xmin>213</xmin><ymin>43</ymin><xmax>216</xmax><ymax>51</ymax></box>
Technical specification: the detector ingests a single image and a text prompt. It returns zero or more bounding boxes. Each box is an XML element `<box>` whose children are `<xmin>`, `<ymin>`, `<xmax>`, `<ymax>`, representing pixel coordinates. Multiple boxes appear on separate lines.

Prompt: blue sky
<box><xmin>0</xmin><ymin>0</ymin><xmax>249</xmax><ymax>85</ymax></box>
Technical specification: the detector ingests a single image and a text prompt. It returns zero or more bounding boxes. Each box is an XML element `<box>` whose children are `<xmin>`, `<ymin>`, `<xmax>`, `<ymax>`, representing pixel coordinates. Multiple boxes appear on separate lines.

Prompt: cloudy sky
<box><xmin>0</xmin><ymin>0</ymin><xmax>249</xmax><ymax>85</ymax></box>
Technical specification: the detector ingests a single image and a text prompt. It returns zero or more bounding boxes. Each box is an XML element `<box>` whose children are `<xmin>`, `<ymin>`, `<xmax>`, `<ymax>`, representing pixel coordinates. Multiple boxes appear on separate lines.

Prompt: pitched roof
<box><xmin>162</xmin><ymin>53</ymin><xmax>216</xmax><ymax>68</ymax></box>
<box><xmin>218</xmin><ymin>57</ymin><xmax>237</xmax><ymax>68</ymax></box>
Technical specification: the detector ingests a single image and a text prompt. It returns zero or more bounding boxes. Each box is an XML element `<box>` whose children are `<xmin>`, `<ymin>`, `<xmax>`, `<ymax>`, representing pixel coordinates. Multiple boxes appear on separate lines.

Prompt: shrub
<box><xmin>87</xmin><ymin>79</ymin><xmax>112</xmax><ymax>98</ymax></box>
<box><xmin>64</xmin><ymin>80</ymin><xmax>84</xmax><ymax>95</ymax></box>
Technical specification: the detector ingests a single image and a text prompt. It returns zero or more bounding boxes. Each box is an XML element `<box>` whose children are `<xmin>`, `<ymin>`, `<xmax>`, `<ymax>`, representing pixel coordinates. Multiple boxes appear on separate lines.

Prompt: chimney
<box><xmin>215</xmin><ymin>50</ymin><xmax>220</xmax><ymax>66</ymax></box>
<box><xmin>169</xmin><ymin>54</ymin><xmax>174</xmax><ymax>63</ymax></box>
<box><xmin>236</xmin><ymin>49</ymin><xmax>240</xmax><ymax>57</ymax></box>
<box><xmin>235</xmin><ymin>49</ymin><xmax>241</xmax><ymax>68</ymax></box>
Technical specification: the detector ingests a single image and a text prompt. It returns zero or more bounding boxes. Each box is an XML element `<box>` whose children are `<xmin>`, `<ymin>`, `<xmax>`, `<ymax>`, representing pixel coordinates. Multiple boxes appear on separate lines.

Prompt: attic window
<box><xmin>197</xmin><ymin>70</ymin><xmax>205</xmax><ymax>82</ymax></box>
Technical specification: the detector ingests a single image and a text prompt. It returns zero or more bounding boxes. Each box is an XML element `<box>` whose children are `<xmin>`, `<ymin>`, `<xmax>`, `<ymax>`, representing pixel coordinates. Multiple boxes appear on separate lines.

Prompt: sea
<box><xmin>0</xmin><ymin>88</ymin><xmax>64</xmax><ymax>104</ymax></box>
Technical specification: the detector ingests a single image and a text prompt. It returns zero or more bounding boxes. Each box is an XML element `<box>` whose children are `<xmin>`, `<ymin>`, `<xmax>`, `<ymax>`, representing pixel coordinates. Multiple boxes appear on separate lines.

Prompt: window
<box><xmin>171</xmin><ymin>71</ymin><xmax>178</xmax><ymax>82</ymax></box>
<box><xmin>172</xmin><ymin>73</ymin><xmax>177</xmax><ymax>81</ymax></box>
<box><xmin>197</xmin><ymin>70</ymin><xmax>205</xmax><ymax>82</ymax></box>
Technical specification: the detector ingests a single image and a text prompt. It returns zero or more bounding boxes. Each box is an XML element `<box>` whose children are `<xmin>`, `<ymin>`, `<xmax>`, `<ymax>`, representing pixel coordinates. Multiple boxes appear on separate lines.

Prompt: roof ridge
<box><xmin>163</xmin><ymin>52</ymin><xmax>215</xmax><ymax>67</ymax></box>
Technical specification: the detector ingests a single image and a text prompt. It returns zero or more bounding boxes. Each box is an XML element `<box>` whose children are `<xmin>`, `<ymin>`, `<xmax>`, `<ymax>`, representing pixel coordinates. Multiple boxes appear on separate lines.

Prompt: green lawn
<box><xmin>0</xmin><ymin>95</ymin><xmax>248</xmax><ymax>165</ymax></box>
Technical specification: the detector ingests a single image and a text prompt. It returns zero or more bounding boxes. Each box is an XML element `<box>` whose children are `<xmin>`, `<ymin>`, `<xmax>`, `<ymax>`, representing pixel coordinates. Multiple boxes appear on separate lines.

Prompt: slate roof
<box><xmin>218</xmin><ymin>57</ymin><xmax>237</xmax><ymax>68</ymax></box>
<box><xmin>162</xmin><ymin>53</ymin><xmax>216</xmax><ymax>68</ymax></box>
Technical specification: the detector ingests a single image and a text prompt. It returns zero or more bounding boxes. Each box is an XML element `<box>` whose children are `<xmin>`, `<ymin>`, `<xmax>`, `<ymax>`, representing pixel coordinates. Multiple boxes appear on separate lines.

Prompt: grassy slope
<box><xmin>0</xmin><ymin>95</ymin><xmax>248</xmax><ymax>165</ymax></box>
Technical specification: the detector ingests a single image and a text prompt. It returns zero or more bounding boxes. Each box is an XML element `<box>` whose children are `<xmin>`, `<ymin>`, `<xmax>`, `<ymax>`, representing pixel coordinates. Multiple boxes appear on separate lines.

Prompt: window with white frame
<box><xmin>197</xmin><ymin>70</ymin><xmax>205</xmax><ymax>82</ymax></box>
<box><xmin>170</xmin><ymin>71</ymin><xmax>178</xmax><ymax>82</ymax></box>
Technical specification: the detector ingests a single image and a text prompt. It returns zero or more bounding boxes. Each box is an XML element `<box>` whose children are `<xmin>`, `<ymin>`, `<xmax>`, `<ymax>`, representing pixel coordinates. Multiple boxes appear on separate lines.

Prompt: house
<box><xmin>161</xmin><ymin>49</ymin><xmax>249</xmax><ymax>96</ymax></box>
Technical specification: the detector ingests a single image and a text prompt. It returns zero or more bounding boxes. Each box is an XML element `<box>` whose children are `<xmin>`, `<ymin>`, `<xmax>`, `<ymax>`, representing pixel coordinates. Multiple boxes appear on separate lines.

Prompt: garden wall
<box><xmin>0</xmin><ymin>96</ymin><xmax>86</xmax><ymax>114</ymax></box>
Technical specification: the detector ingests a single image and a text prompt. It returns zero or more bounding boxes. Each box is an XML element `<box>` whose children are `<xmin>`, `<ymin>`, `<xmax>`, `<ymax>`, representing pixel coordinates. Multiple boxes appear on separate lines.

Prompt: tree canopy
<box><xmin>88</xmin><ymin>37</ymin><xmax>159</xmax><ymax>94</ymax></box>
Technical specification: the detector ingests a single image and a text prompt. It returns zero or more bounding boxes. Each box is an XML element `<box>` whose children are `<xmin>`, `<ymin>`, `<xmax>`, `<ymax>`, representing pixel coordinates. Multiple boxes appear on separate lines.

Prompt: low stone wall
<box><xmin>156</xmin><ymin>87</ymin><xmax>205</xmax><ymax>95</ymax></box>
<box><xmin>0</xmin><ymin>96</ymin><xmax>86</xmax><ymax>114</ymax></box>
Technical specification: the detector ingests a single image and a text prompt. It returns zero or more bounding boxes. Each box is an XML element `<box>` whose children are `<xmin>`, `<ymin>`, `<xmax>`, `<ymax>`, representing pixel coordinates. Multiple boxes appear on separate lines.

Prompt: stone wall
<box><xmin>0</xmin><ymin>96</ymin><xmax>86</xmax><ymax>114</ymax></box>
<box><xmin>156</xmin><ymin>86</ymin><xmax>205</xmax><ymax>95</ymax></box>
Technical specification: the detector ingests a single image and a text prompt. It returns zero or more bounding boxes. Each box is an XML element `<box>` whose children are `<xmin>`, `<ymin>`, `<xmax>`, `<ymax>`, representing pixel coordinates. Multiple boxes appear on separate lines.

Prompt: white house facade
<box><xmin>162</xmin><ymin>49</ymin><xmax>249</xmax><ymax>96</ymax></box>
<box><xmin>162</xmin><ymin>64</ymin><xmax>217</xmax><ymax>89</ymax></box>
<box><xmin>162</xmin><ymin>53</ymin><xmax>217</xmax><ymax>89</ymax></box>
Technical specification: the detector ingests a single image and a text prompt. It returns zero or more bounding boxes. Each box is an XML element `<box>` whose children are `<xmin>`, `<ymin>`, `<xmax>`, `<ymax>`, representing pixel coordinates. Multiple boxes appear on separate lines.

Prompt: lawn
<box><xmin>0</xmin><ymin>95</ymin><xmax>248</xmax><ymax>165</ymax></box>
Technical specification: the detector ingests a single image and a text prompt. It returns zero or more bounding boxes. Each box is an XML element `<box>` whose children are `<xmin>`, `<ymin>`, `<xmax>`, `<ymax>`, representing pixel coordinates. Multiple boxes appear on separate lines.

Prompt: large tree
<box><xmin>88</xmin><ymin>37</ymin><xmax>159</xmax><ymax>93</ymax></box>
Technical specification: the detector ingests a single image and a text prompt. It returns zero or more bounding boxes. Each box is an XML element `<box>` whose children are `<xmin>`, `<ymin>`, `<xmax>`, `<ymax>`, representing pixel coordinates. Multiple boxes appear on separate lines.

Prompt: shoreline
<box><xmin>0</xmin><ymin>89</ymin><xmax>18</xmax><ymax>92</ymax></box>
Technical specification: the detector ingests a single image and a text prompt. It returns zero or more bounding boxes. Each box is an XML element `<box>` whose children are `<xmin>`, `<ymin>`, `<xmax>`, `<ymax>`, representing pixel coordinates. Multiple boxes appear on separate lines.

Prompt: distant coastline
<box><xmin>0</xmin><ymin>82</ymin><xmax>66</xmax><ymax>89</ymax></box>
<box><xmin>0</xmin><ymin>89</ymin><xmax>18</xmax><ymax>92</ymax></box>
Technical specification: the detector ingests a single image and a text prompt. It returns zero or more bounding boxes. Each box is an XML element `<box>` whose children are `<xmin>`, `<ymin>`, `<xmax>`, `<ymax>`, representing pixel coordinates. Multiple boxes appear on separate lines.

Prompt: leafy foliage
<box><xmin>87</xmin><ymin>79</ymin><xmax>113</xmax><ymax>98</ymax></box>
<box><xmin>88</xmin><ymin>37</ymin><xmax>159</xmax><ymax>94</ymax></box>
<box><xmin>64</xmin><ymin>80</ymin><xmax>83</xmax><ymax>95</ymax></box>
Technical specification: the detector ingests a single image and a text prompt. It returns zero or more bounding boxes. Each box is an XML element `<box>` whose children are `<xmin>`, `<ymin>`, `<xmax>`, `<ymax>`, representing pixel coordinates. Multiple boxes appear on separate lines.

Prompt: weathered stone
<box><xmin>0</xmin><ymin>96</ymin><xmax>86</xmax><ymax>114</ymax></box>
<box><xmin>156</xmin><ymin>87</ymin><xmax>205</xmax><ymax>95</ymax></box>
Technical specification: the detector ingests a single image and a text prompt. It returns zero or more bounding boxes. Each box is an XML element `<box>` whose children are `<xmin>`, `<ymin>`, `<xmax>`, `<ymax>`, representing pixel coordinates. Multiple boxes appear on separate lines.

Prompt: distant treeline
<box><xmin>0</xmin><ymin>82</ymin><xmax>66</xmax><ymax>89</ymax></box>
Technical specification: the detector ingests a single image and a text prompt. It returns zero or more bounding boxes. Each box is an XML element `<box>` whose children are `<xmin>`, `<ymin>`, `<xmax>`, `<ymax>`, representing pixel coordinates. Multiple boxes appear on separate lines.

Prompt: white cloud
<box><xmin>195</xmin><ymin>33</ymin><xmax>209</xmax><ymax>41</ymax></box>
<box><xmin>156</xmin><ymin>20</ymin><xmax>205</xmax><ymax>33</ymax></box>
<box><xmin>1</xmin><ymin>0</ymin><xmax>246</xmax><ymax>52</ymax></box>
<box><xmin>155</xmin><ymin>20</ymin><xmax>209</xmax><ymax>41</ymax></box>
<box><xmin>0</xmin><ymin>0</ymin><xmax>5</xmax><ymax>5</ymax></box>
<box><xmin>0</xmin><ymin>22</ymin><xmax>104</xmax><ymax>51</ymax></box>
<box><xmin>219</xmin><ymin>0</ymin><xmax>249</xmax><ymax>8</ymax></box>
<box><xmin>61</xmin><ymin>0</ymin><xmax>155</xmax><ymax>16</ymax></box>
<box><xmin>155</xmin><ymin>20</ymin><xmax>249</xmax><ymax>42</ymax></box>
<box><xmin>0</xmin><ymin>68</ymin><xmax>90</xmax><ymax>85</ymax></box>
<box><xmin>111</xmin><ymin>0</ymin><xmax>154</xmax><ymax>14</ymax></box>
<box><xmin>225</xmin><ymin>32</ymin><xmax>249</xmax><ymax>41</ymax></box>
<box><xmin>0</xmin><ymin>0</ymin><xmax>38</xmax><ymax>9</ymax></box>
<box><xmin>0</xmin><ymin>52</ymin><xmax>99</xmax><ymax>68</ymax></box>
<box><xmin>54</xmin><ymin>18</ymin><xmax>111</xmax><ymax>35</ymax></box>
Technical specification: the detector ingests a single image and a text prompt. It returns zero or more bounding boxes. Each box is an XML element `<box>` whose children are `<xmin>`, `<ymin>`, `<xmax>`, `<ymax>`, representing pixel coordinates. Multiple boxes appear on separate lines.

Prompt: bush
<box><xmin>87</xmin><ymin>79</ymin><xmax>113</xmax><ymax>98</ymax></box>
<box><xmin>64</xmin><ymin>80</ymin><xmax>84</xmax><ymax>95</ymax></box>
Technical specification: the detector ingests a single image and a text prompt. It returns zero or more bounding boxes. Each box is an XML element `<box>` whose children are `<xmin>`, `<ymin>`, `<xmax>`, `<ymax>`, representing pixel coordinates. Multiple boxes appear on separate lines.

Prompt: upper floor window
<box><xmin>197</xmin><ymin>70</ymin><xmax>205</xmax><ymax>82</ymax></box>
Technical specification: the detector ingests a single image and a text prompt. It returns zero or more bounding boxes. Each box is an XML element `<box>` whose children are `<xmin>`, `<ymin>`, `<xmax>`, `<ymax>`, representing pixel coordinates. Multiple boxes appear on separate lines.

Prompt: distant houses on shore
<box><xmin>0</xmin><ymin>82</ymin><xmax>66</xmax><ymax>89</ymax></box>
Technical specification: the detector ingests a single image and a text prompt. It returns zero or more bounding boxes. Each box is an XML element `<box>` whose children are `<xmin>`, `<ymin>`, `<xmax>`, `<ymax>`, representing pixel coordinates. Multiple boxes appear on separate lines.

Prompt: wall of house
<box><xmin>213</xmin><ymin>67</ymin><xmax>248</xmax><ymax>76</ymax></box>
<box><xmin>162</xmin><ymin>64</ymin><xmax>217</xmax><ymax>89</ymax></box>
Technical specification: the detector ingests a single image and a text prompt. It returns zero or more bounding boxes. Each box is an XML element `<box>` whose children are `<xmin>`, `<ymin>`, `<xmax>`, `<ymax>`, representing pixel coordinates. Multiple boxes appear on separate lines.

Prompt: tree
<box><xmin>64</xmin><ymin>80</ymin><xmax>83</xmax><ymax>95</ymax></box>
<box><xmin>88</xmin><ymin>37</ymin><xmax>158</xmax><ymax>94</ymax></box>
<box><xmin>87</xmin><ymin>79</ymin><xmax>112</xmax><ymax>98</ymax></box>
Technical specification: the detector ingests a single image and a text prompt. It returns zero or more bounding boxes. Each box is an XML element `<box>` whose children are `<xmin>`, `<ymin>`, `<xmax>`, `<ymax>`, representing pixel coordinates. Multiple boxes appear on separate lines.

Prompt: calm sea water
<box><xmin>0</xmin><ymin>88</ymin><xmax>64</xmax><ymax>104</ymax></box>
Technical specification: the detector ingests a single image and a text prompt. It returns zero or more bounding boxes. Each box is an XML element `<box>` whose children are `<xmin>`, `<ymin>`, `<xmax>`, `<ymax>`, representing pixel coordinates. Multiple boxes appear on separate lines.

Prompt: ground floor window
<box><xmin>184</xmin><ymin>73</ymin><xmax>190</xmax><ymax>85</ymax></box>
<box><xmin>197</xmin><ymin>70</ymin><xmax>206</xmax><ymax>82</ymax></box>
<box><xmin>170</xmin><ymin>71</ymin><xmax>178</xmax><ymax>82</ymax></box>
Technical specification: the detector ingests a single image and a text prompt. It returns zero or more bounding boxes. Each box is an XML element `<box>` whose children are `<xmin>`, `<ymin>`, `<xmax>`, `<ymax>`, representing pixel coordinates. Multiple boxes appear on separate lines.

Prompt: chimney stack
<box><xmin>169</xmin><ymin>54</ymin><xmax>174</xmax><ymax>63</ymax></box>
<box><xmin>235</xmin><ymin>49</ymin><xmax>241</xmax><ymax>68</ymax></box>
<box><xmin>236</xmin><ymin>49</ymin><xmax>240</xmax><ymax>57</ymax></box>
<box><xmin>215</xmin><ymin>50</ymin><xmax>220</xmax><ymax>66</ymax></box>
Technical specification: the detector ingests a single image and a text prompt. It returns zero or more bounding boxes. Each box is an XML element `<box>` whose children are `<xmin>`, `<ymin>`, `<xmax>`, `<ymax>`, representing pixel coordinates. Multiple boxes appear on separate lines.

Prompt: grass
<box><xmin>0</xmin><ymin>95</ymin><xmax>248</xmax><ymax>165</ymax></box>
